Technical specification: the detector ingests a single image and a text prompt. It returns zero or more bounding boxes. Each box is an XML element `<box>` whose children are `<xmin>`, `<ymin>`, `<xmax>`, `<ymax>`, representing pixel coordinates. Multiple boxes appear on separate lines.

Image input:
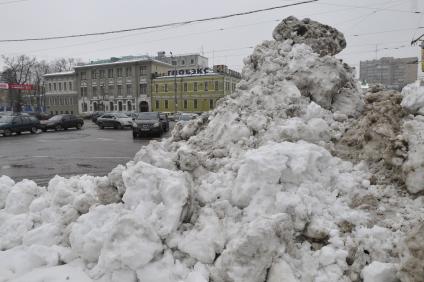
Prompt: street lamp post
<box><xmin>170</xmin><ymin>52</ymin><xmax>177</xmax><ymax>113</ymax></box>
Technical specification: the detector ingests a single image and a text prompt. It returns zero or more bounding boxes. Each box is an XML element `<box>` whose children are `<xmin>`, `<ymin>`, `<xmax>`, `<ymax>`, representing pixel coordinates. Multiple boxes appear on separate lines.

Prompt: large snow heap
<box><xmin>1</xmin><ymin>17</ymin><xmax>424</xmax><ymax>282</ymax></box>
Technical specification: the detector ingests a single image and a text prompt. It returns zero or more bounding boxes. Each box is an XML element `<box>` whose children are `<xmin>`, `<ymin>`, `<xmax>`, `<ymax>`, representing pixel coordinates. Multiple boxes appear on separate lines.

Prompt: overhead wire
<box><xmin>0</xmin><ymin>0</ymin><xmax>318</xmax><ymax>43</ymax></box>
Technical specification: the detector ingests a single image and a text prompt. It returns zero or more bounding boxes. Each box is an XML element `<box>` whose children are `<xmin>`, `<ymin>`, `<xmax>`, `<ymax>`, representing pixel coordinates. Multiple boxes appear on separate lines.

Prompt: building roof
<box><xmin>74</xmin><ymin>56</ymin><xmax>172</xmax><ymax>69</ymax></box>
<box><xmin>43</xmin><ymin>70</ymin><xmax>75</xmax><ymax>77</ymax></box>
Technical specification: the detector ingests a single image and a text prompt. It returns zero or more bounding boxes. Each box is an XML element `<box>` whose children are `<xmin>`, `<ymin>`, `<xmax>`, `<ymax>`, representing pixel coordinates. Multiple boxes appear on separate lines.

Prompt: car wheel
<box><xmin>30</xmin><ymin>127</ymin><xmax>37</xmax><ymax>134</ymax></box>
<box><xmin>4</xmin><ymin>128</ymin><xmax>12</xmax><ymax>137</ymax></box>
<box><xmin>55</xmin><ymin>125</ymin><xmax>62</xmax><ymax>131</ymax></box>
<box><xmin>76</xmin><ymin>123</ymin><xmax>82</xmax><ymax>130</ymax></box>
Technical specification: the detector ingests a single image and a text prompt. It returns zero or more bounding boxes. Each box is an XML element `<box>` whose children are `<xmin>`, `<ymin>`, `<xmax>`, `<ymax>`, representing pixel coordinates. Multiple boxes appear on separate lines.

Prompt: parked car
<box><xmin>132</xmin><ymin>112</ymin><xmax>163</xmax><ymax>138</ymax></box>
<box><xmin>177</xmin><ymin>113</ymin><xmax>198</xmax><ymax>123</ymax></box>
<box><xmin>91</xmin><ymin>112</ymin><xmax>105</xmax><ymax>123</ymax></box>
<box><xmin>159</xmin><ymin>113</ymin><xmax>170</xmax><ymax>132</ymax></box>
<box><xmin>0</xmin><ymin>115</ymin><xmax>40</xmax><ymax>136</ymax></box>
<box><xmin>96</xmin><ymin>113</ymin><xmax>133</xmax><ymax>129</ymax></box>
<box><xmin>40</xmin><ymin>114</ymin><xmax>84</xmax><ymax>132</ymax></box>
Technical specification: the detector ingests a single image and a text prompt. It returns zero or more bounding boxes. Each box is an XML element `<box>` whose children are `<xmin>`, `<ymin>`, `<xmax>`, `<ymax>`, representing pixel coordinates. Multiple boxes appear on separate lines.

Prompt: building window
<box><xmin>59</xmin><ymin>83</ymin><xmax>62</xmax><ymax>91</ymax></box>
<box><xmin>140</xmin><ymin>84</ymin><xmax>147</xmax><ymax>94</ymax></box>
<box><xmin>64</xmin><ymin>82</ymin><xmax>67</xmax><ymax>91</ymax></box>
<box><xmin>69</xmin><ymin>82</ymin><xmax>72</xmax><ymax>90</ymax></box>
<box><xmin>204</xmin><ymin>81</ymin><xmax>208</xmax><ymax>91</ymax></box>
<box><xmin>181</xmin><ymin>60</ymin><xmax>185</xmax><ymax>65</ymax></box>
<box><xmin>81</xmin><ymin>72</ymin><xmax>86</xmax><ymax>80</ymax></box>
<box><xmin>140</xmin><ymin>65</ymin><xmax>147</xmax><ymax>76</ymax></box>
<box><xmin>126</xmin><ymin>84</ymin><xmax>132</xmax><ymax>96</ymax></box>
<box><xmin>209</xmin><ymin>99</ymin><xmax>214</xmax><ymax>109</ymax></box>
<box><xmin>117</xmin><ymin>85</ymin><xmax>122</xmax><ymax>95</ymax></box>
<box><xmin>108</xmin><ymin>85</ymin><xmax>114</xmax><ymax>95</ymax></box>
<box><xmin>53</xmin><ymin>83</ymin><xmax>56</xmax><ymax>91</ymax></box>
<box><xmin>91</xmin><ymin>70</ymin><xmax>97</xmax><ymax>79</ymax></box>
<box><xmin>172</xmin><ymin>61</ymin><xmax>177</xmax><ymax>66</ymax></box>
<box><xmin>92</xmin><ymin>86</ymin><xmax>97</xmax><ymax>97</ymax></box>
<box><xmin>226</xmin><ymin>82</ymin><xmax>230</xmax><ymax>91</ymax></box>
<box><xmin>232</xmin><ymin>83</ymin><xmax>236</xmax><ymax>91</ymax></box>
<box><xmin>184</xmin><ymin>100</ymin><xmax>188</xmax><ymax>109</ymax></box>
<box><xmin>164</xmin><ymin>84</ymin><xmax>168</xmax><ymax>92</ymax></box>
<box><xmin>165</xmin><ymin>100</ymin><xmax>168</xmax><ymax>109</ymax></box>
<box><xmin>100</xmin><ymin>85</ymin><xmax>105</xmax><ymax>95</ymax></box>
<box><xmin>49</xmin><ymin>83</ymin><xmax>52</xmax><ymax>91</ymax></box>
<box><xmin>117</xmin><ymin>68</ymin><xmax>122</xmax><ymax>77</ymax></box>
<box><xmin>108</xmin><ymin>69</ymin><xmax>113</xmax><ymax>78</ymax></box>
<box><xmin>194</xmin><ymin>99</ymin><xmax>198</xmax><ymax>109</ymax></box>
<box><xmin>80</xmin><ymin>87</ymin><xmax>87</xmax><ymax>97</ymax></box>
<box><xmin>155</xmin><ymin>100</ymin><xmax>159</xmax><ymax>109</ymax></box>
<box><xmin>215</xmin><ymin>81</ymin><xmax>219</xmax><ymax>90</ymax></box>
<box><xmin>194</xmin><ymin>82</ymin><xmax>198</xmax><ymax>92</ymax></box>
<box><xmin>125</xmin><ymin>67</ymin><xmax>132</xmax><ymax>77</ymax></box>
<box><xmin>184</xmin><ymin>82</ymin><xmax>187</xmax><ymax>92</ymax></box>
<box><xmin>155</xmin><ymin>84</ymin><xmax>158</xmax><ymax>93</ymax></box>
<box><xmin>190</xmin><ymin>59</ymin><xmax>194</xmax><ymax>65</ymax></box>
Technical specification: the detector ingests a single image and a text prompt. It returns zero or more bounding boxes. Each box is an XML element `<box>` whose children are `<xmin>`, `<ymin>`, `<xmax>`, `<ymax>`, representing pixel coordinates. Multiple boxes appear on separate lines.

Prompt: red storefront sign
<box><xmin>8</xmin><ymin>83</ymin><xmax>33</xmax><ymax>90</ymax></box>
<box><xmin>0</xmin><ymin>83</ymin><xmax>8</xmax><ymax>89</ymax></box>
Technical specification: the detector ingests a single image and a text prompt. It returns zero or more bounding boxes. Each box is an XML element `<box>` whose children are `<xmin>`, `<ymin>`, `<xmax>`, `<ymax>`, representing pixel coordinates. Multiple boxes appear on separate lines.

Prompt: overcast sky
<box><xmin>0</xmin><ymin>0</ymin><xmax>422</xmax><ymax>75</ymax></box>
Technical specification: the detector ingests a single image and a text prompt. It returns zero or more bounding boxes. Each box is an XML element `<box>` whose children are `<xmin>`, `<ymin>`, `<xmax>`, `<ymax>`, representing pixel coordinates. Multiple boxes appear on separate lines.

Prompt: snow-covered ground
<box><xmin>1</xmin><ymin>17</ymin><xmax>424</xmax><ymax>282</ymax></box>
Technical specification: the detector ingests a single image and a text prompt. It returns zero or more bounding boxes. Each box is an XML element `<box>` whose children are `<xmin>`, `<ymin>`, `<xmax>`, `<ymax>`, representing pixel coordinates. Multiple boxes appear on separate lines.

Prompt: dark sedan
<box><xmin>0</xmin><ymin>115</ymin><xmax>40</xmax><ymax>136</ymax></box>
<box><xmin>132</xmin><ymin>112</ymin><xmax>163</xmax><ymax>138</ymax></box>
<box><xmin>40</xmin><ymin>114</ymin><xmax>84</xmax><ymax>132</ymax></box>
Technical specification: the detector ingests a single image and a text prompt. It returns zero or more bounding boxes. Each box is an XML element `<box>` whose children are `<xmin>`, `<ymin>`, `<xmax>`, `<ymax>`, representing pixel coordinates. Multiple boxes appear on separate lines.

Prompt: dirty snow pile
<box><xmin>1</xmin><ymin>16</ymin><xmax>424</xmax><ymax>282</ymax></box>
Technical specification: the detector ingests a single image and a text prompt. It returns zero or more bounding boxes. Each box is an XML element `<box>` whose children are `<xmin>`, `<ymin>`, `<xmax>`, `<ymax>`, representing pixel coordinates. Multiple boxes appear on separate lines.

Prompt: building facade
<box><xmin>74</xmin><ymin>56</ymin><xmax>171</xmax><ymax>114</ymax></box>
<box><xmin>44</xmin><ymin>71</ymin><xmax>78</xmax><ymax>115</ymax></box>
<box><xmin>156</xmin><ymin>52</ymin><xmax>208</xmax><ymax>70</ymax></box>
<box><xmin>151</xmin><ymin>65</ymin><xmax>241</xmax><ymax>113</ymax></box>
<box><xmin>359</xmin><ymin>57</ymin><xmax>418</xmax><ymax>90</ymax></box>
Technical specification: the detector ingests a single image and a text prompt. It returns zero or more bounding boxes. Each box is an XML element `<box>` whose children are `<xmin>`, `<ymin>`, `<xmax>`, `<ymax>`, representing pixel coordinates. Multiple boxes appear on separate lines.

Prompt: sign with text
<box><xmin>167</xmin><ymin>68</ymin><xmax>212</xmax><ymax>76</ymax></box>
<box><xmin>0</xmin><ymin>83</ymin><xmax>9</xmax><ymax>89</ymax></box>
<box><xmin>8</xmin><ymin>83</ymin><xmax>33</xmax><ymax>90</ymax></box>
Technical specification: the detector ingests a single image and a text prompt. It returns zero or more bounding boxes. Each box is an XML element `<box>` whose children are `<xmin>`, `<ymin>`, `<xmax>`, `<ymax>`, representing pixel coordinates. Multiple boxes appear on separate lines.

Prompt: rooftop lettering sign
<box><xmin>167</xmin><ymin>68</ymin><xmax>212</xmax><ymax>76</ymax></box>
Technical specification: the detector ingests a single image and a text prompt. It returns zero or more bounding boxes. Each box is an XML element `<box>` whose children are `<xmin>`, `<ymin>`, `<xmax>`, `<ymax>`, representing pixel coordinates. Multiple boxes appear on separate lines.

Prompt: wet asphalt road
<box><xmin>0</xmin><ymin>121</ymin><xmax>172</xmax><ymax>186</ymax></box>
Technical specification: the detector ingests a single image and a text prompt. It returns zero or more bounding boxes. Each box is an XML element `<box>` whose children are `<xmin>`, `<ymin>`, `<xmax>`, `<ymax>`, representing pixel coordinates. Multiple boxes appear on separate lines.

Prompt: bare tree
<box><xmin>1</xmin><ymin>55</ymin><xmax>37</xmax><ymax>112</ymax></box>
<box><xmin>50</xmin><ymin>57</ymin><xmax>82</xmax><ymax>72</ymax></box>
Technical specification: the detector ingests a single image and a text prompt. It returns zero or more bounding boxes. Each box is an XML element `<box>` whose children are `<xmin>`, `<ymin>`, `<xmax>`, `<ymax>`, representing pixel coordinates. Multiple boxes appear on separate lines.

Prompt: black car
<box><xmin>40</xmin><ymin>114</ymin><xmax>84</xmax><ymax>132</ymax></box>
<box><xmin>159</xmin><ymin>113</ymin><xmax>170</xmax><ymax>132</ymax></box>
<box><xmin>132</xmin><ymin>112</ymin><xmax>163</xmax><ymax>138</ymax></box>
<box><xmin>0</xmin><ymin>115</ymin><xmax>40</xmax><ymax>136</ymax></box>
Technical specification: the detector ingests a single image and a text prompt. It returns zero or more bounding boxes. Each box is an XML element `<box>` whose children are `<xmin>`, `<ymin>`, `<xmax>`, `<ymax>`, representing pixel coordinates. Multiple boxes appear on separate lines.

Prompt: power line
<box><xmin>316</xmin><ymin>1</ymin><xmax>422</xmax><ymax>14</ymax></box>
<box><xmin>0</xmin><ymin>0</ymin><xmax>318</xmax><ymax>43</ymax></box>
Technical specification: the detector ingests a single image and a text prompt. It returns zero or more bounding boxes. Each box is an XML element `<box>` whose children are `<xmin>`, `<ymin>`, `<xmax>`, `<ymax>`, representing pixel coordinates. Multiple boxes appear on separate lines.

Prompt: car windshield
<box><xmin>136</xmin><ymin>112</ymin><xmax>158</xmax><ymax>120</ymax></box>
<box><xmin>0</xmin><ymin>116</ymin><xmax>13</xmax><ymax>123</ymax></box>
<box><xmin>49</xmin><ymin>115</ymin><xmax>62</xmax><ymax>121</ymax></box>
<box><xmin>115</xmin><ymin>113</ymin><xmax>128</xmax><ymax>118</ymax></box>
<box><xmin>179</xmin><ymin>114</ymin><xmax>195</xmax><ymax>121</ymax></box>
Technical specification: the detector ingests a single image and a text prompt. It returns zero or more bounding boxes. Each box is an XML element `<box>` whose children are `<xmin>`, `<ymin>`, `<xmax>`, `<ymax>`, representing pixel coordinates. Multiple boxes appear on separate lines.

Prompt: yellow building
<box><xmin>151</xmin><ymin>65</ymin><xmax>241</xmax><ymax>113</ymax></box>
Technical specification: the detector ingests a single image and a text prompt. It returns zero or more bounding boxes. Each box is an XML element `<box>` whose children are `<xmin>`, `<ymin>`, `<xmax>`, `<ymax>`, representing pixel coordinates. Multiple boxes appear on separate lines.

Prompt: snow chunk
<box><xmin>361</xmin><ymin>261</ymin><xmax>399</xmax><ymax>282</ymax></box>
<box><xmin>401</xmin><ymin>81</ymin><xmax>424</xmax><ymax>115</ymax></box>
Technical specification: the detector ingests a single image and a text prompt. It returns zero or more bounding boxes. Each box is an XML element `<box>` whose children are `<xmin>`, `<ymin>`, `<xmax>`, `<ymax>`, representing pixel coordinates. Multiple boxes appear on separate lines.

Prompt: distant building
<box><xmin>44</xmin><ymin>71</ymin><xmax>78</xmax><ymax>115</ymax></box>
<box><xmin>155</xmin><ymin>52</ymin><xmax>208</xmax><ymax>70</ymax></box>
<box><xmin>151</xmin><ymin>65</ymin><xmax>241</xmax><ymax>113</ymax></box>
<box><xmin>74</xmin><ymin>56</ymin><xmax>171</xmax><ymax>113</ymax></box>
<box><xmin>359</xmin><ymin>57</ymin><xmax>418</xmax><ymax>90</ymax></box>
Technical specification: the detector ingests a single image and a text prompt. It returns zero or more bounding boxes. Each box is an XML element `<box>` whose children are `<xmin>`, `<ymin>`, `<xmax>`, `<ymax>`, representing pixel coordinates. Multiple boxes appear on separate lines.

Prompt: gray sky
<box><xmin>0</xmin><ymin>0</ymin><xmax>422</xmax><ymax>75</ymax></box>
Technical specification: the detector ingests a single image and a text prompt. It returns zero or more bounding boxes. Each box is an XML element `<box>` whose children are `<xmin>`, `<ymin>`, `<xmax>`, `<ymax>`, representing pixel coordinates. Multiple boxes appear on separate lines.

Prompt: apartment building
<box><xmin>44</xmin><ymin>71</ymin><xmax>78</xmax><ymax>115</ymax></box>
<box><xmin>359</xmin><ymin>57</ymin><xmax>418</xmax><ymax>90</ymax></box>
<box><xmin>155</xmin><ymin>52</ymin><xmax>208</xmax><ymax>70</ymax></box>
<box><xmin>151</xmin><ymin>65</ymin><xmax>241</xmax><ymax>113</ymax></box>
<box><xmin>74</xmin><ymin>56</ymin><xmax>171</xmax><ymax>113</ymax></box>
